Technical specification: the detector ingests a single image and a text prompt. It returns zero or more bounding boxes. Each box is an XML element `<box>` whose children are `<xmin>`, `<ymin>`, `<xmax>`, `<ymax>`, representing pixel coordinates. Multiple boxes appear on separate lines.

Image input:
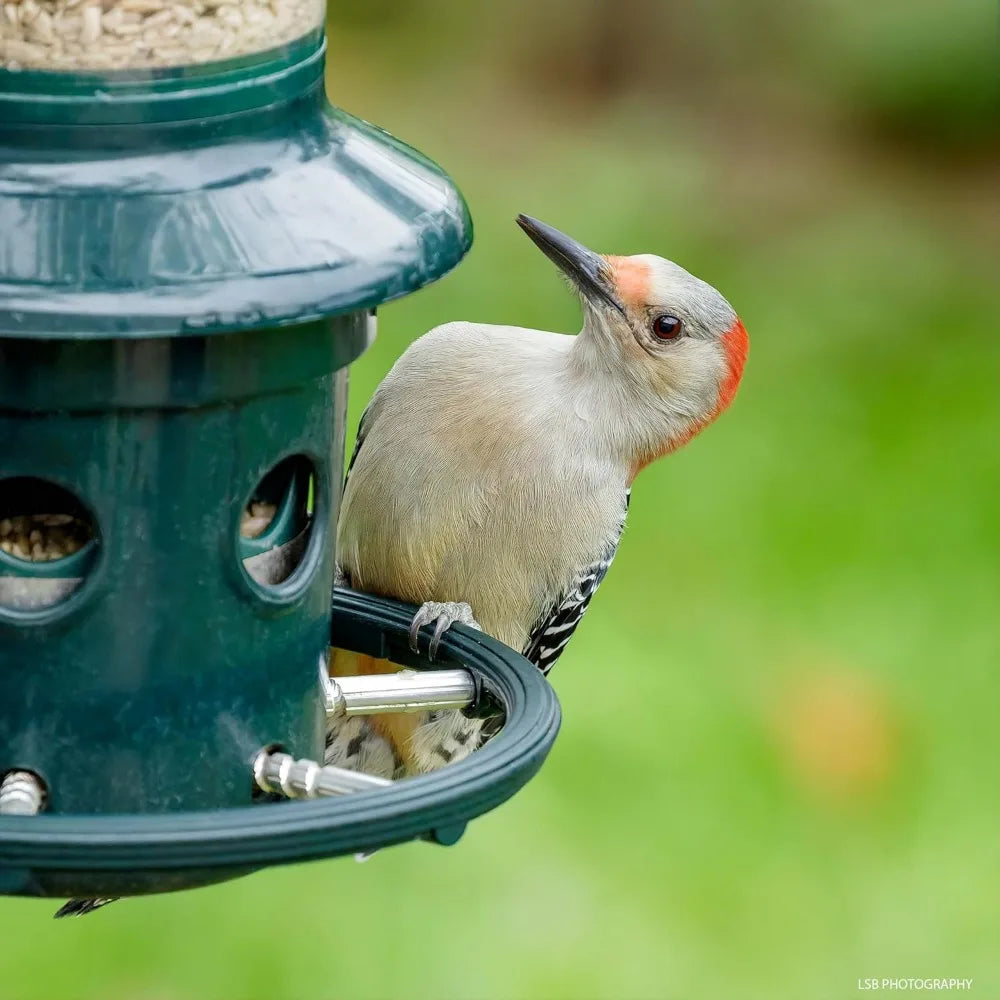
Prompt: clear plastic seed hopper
<box><xmin>0</xmin><ymin>1</ymin><xmax>559</xmax><ymax>903</ymax></box>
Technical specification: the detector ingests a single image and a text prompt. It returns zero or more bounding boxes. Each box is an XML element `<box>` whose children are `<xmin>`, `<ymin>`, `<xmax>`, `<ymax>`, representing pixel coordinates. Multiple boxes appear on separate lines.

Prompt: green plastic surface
<box><xmin>0</xmin><ymin>38</ymin><xmax>473</xmax><ymax>338</ymax></box>
<box><xmin>0</xmin><ymin>33</ymin><xmax>327</xmax><ymax>126</ymax></box>
<box><xmin>0</xmin><ymin>24</ymin><xmax>473</xmax><ymax>831</ymax></box>
<box><xmin>0</xmin><ymin>589</ymin><xmax>561</xmax><ymax>900</ymax></box>
<box><xmin>0</xmin><ymin>336</ymin><xmax>350</xmax><ymax>813</ymax></box>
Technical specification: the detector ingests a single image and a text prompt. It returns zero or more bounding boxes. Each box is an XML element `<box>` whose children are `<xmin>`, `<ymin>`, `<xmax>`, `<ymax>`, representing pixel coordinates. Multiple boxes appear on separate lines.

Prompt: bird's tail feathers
<box><xmin>54</xmin><ymin>897</ymin><xmax>119</xmax><ymax>918</ymax></box>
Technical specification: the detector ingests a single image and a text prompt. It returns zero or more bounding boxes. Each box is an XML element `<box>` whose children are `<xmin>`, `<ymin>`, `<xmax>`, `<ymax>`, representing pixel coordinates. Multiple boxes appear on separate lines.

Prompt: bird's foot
<box><xmin>408</xmin><ymin>601</ymin><xmax>481</xmax><ymax>661</ymax></box>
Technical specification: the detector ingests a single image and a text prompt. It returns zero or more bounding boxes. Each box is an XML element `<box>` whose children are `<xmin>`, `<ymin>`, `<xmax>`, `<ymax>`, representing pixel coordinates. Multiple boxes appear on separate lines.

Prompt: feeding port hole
<box><xmin>240</xmin><ymin>455</ymin><xmax>316</xmax><ymax>589</ymax></box>
<box><xmin>0</xmin><ymin>478</ymin><xmax>98</xmax><ymax>612</ymax></box>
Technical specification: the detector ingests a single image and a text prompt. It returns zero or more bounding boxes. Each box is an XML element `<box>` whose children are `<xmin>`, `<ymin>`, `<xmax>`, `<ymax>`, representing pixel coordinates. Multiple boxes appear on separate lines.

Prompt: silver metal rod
<box><xmin>324</xmin><ymin>668</ymin><xmax>476</xmax><ymax>718</ymax></box>
<box><xmin>0</xmin><ymin>770</ymin><xmax>46</xmax><ymax>815</ymax></box>
<box><xmin>253</xmin><ymin>751</ymin><xmax>392</xmax><ymax>799</ymax></box>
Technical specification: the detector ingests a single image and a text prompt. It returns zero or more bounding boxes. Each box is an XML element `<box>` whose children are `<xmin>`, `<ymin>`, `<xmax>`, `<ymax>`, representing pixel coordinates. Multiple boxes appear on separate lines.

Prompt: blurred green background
<box><xmin>2</xmin><ymin>1</ymin><xmax>997</xmax><ymax>997</ymax></box>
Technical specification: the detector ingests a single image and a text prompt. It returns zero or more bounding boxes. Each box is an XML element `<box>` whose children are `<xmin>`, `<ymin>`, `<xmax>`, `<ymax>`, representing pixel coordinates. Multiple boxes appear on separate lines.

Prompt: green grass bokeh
<box><xmin>1</xmin><ymin>2</ymin><xmax>996</xmax><ymax>997</ymax></box>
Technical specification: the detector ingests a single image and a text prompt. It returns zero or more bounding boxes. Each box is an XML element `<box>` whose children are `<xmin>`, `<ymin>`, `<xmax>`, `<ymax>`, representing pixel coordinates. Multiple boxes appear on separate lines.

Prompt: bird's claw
<box><xmin>408</xmin><ymin>601</ymin><xmax>481</xmax><ymax>661</ymax></box>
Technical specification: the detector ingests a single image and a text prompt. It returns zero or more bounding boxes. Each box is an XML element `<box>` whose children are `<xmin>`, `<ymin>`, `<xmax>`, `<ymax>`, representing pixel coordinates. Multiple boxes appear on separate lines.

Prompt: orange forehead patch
<box><xmin>605</xmin><ymin>255</ymin><xmax>651</xmax><ymax>311</ymax></box>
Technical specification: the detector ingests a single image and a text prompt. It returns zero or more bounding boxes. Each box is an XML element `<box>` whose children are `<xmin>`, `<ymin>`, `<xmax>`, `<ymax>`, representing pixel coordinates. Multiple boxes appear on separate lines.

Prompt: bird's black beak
<box><xmin>516</xmin><ymin>215</ymin><xmax>626</xmax><ymax>317</ymax></box>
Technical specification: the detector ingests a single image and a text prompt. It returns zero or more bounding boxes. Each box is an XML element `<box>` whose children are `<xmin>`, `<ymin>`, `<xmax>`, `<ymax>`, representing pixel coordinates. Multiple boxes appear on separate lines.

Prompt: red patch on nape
<box><xmin>605</xmin><ymin>255</ymin><xmax>651</xmax><ymax>311</ymax></box>
<box><xmin>717</xmin><ymin>317</ymin><xmax>749</xmax><ymax>414</ymax></box>
<box><xmin>627</xmin><ymin>317</ymin><xmax>748</xmax><ymax>485</ymax></box>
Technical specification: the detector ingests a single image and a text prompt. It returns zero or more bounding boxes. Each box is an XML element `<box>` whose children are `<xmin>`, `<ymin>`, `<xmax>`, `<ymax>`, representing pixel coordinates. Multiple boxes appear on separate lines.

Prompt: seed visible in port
<box><xmin>240</xmin><ymin>502</ymin><xmax>277</xmax><ymax>540</ymax></box>
<box><xmin>0</xmin><ymin>514</ymin><xmax>93</xmax><ymax>563</ymax></box>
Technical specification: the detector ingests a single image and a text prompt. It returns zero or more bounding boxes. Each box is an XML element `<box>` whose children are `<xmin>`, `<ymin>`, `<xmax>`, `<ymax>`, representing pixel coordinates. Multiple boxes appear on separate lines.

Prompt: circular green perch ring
<box><xmin>0</xmin><ymin>589</ymin><xmax>561</xmax><ymax>900</ymax></box>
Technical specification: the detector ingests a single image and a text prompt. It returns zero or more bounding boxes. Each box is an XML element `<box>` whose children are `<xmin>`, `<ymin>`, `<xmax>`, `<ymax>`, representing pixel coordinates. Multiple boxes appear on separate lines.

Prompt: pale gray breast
<box><xmin>338</xmin><ymin>323</ymin><xmax>628</xmax><ymax>649</ymax></box>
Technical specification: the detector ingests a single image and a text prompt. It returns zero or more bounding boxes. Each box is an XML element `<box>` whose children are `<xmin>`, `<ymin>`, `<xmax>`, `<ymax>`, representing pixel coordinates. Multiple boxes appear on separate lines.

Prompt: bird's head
<box><xmin>517</xmin><ymin>214</ymin><xmax>748</xmax><ymax>476</ymax></box>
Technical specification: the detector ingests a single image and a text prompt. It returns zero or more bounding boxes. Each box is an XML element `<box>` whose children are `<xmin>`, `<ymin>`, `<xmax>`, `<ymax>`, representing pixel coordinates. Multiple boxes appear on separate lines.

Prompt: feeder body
<box><xmin>0</xmin><ymin>10</ymin><xmax>472</xmax><ymax>856</ymax></box>
<box><xmin>0</xmin><ymin>329</ymin><xmax>355</xmax><ymax>814</ymax></box>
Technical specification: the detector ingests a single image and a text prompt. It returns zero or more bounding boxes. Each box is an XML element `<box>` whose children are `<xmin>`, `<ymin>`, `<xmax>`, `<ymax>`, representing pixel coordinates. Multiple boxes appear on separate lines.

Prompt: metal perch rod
<box><xmin>254</xmin><ymin>751</ymin><xmax>392</xmax><ymax>798</ymax></box>
<box><xmin>324</xmin><ymin>668</ymin><xmax>476</xmax><ymax>718</ymax></box>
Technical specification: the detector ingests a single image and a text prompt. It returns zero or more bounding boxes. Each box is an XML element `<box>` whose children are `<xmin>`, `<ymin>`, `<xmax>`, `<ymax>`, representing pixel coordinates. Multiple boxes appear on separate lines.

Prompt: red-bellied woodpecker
<box><xmin>57</xmin><ymin>216</ymin><xmax>747</xmax><ymax>916</ymax></box>
<box><xmin>326</xmin><ymin>214</ymin><xmax>749</xmax><ymax>777</ymax></box>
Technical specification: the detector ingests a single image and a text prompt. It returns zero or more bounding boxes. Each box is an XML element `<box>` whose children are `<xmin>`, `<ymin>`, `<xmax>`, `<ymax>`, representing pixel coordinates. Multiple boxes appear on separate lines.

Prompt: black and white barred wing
<box><xmin>344</xmin><ymin>401</ymin><xmax>371</xmax><ymax>487</ymax></box>
<box><xmin>521</xmin><ymin>492</ymin><xmax>630</xmax><ymax>675</ymax></box>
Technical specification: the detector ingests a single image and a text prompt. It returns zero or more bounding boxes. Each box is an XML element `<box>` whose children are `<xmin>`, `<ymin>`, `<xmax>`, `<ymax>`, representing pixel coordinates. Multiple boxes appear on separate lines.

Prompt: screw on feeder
<box><xmin>0</xmin><ymin>771</ymin><xmax>46</xmax><ymax>816</ymax></box>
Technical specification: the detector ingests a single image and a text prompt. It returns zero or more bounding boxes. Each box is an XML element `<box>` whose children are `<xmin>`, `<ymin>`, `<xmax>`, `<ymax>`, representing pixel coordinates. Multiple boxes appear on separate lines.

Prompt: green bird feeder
<box><xmin>0</xmin><ymin>1</ymin><xmax>559</xmax><ymax>904</ymax></box>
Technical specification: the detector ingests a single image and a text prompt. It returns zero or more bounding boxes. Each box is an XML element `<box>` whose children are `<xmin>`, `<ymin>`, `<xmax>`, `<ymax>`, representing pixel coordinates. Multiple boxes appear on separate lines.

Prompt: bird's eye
<box><xmin>652</xmin><ymin>314</ymin><xmax>682</xmax><ymax>340</ymax></box>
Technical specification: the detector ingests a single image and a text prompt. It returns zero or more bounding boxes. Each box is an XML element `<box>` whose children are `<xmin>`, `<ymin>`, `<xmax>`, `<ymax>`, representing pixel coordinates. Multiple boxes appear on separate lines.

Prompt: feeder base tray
<box><xmin>0</xmin><ymin>589</ymin><xmax>560</xmax><ymax>900</ymax></box>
